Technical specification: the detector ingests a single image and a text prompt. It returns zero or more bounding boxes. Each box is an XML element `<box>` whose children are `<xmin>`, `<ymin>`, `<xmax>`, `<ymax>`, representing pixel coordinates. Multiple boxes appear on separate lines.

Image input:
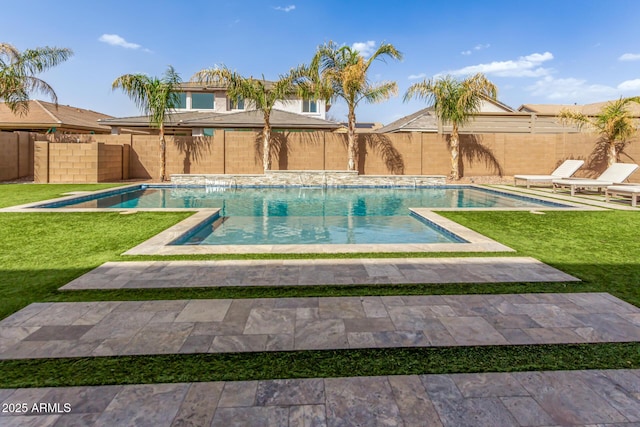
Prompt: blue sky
<box><xmin>3</xmin><ymin>0</ymin><xmax>640</xmax><ymax>124</ymax></box>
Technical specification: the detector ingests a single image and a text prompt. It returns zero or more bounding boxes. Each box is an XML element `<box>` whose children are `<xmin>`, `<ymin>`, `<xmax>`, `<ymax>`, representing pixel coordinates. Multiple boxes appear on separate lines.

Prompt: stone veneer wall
<box><xmin>170</xmin><ymin>171</ymin><xmax>447</xmax><ymax>187</ymax></box>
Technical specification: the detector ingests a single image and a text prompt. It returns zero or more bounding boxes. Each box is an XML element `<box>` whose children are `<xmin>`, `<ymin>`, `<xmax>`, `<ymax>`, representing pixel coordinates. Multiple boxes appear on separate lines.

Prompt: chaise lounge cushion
<box><xmin>552</xmin><ymin>163</ymin><xmax>639</xmax><ymax>196</ymax></box>
<box><xmin>514</xmin><ymin>159</ymin><xmax>584</xmax><ymax>188</ymax></box>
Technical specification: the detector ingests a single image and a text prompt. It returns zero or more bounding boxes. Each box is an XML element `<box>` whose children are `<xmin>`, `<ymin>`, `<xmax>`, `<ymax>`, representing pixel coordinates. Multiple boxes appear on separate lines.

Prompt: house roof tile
<box><xmin>0</xmin><ymin>100</ymin><xmax>112</xmax><ymax>132</ymax></box>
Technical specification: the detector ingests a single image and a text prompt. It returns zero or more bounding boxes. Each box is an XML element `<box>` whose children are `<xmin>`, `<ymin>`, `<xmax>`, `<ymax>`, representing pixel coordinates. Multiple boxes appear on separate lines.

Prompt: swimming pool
<box><xmin>34</xmin><ymin>185</ymin><xmax>569</xmax><ymax>246</ymax></box>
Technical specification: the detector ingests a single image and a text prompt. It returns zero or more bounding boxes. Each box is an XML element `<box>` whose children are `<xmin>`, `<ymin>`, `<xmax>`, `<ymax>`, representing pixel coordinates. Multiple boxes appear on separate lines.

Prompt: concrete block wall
<box><xmin>271</xmin><ymin>132</ymin><xmax>325</xmax><ymax>171</ymax></box>
<box><xmin>0</xmin><ymin>132</ymin><xmax>19</xmax><ymax>181</ymax></box>
<box><xmin>0</xmin><ymin>131</ymin><xmax>34</xmax><ymax>181</ymax></box>
<box><xmin>47</xmin><ymin>142</ymin><xmax>98</xmax><ymax>183</ymax></box>
<box><xmin>421</xmin><ymin>134</ymin><xmax>452</xmax><ymax>176</ymax></box>
<box><xmin>224</xmin><ymin>132</ymin><xmax>263</xmax><ymax>174</ymax></box>
<box><xmin>324</xmin><ymin>133</ymin><xmax>349</xmax><ymax>171</ymax></box>
<box><xmin>33</xmin><ymin>141</ymin><xmax>49</xmax><ymax>183</ymax></box>
<box><xmin>97</xmin><ymin>144</ymin><xmax>123</xmax><ymax>182</ymax></box>
<box><xmin>28</xmin><ymin>130</ymin><xmax>640</xmax><ymax>183</ymax></box>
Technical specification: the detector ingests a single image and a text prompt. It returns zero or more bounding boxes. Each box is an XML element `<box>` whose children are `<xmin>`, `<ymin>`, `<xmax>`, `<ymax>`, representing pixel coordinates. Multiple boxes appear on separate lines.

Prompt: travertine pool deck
<box><xmin>2</xmin><ymin>293</ymin><xmax>639</xmax><ymax>359</ymax></box>
<box><xmin>2</xmin><ymin>370</ymin><xmax>640</xmax><ymax>426</ymax></box>
<box><xmin>60</xmin><ymin>257</ymin><xmax>579</xmax><ymax>290</ymax></box>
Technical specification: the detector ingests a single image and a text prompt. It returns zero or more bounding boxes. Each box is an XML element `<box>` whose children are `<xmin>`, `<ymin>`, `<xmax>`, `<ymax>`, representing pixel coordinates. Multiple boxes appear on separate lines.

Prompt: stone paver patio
<box><xmin>2</xmin><ymin>369</ymin><xmax>640</xmax><ymax>426</ymax></box>
<box><xmin>60</xmin><ymin>257</ymin><xmax>579</xmax><ymax>290</ymax></box>
<box><xmin>1</xmin><ymin>293</ymin><xmax>639</xmax><ymax>359</ymax></box>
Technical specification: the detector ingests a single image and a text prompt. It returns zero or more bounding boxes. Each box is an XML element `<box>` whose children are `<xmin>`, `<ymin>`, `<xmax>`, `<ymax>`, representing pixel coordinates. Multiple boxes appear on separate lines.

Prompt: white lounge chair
<box><xmin>606</xmin><ymin>185</ymin><xmax>640</xmax><ymax>207</ymax></box>
<box><xmin>552</xmin><ymin>163</ymin><xmax>639</xmax><ymax>196</ymax></box>
<box><xmin>514</xmin><ymin>159</ymin><xmax>584</xmax><ymax>188</ymax></box>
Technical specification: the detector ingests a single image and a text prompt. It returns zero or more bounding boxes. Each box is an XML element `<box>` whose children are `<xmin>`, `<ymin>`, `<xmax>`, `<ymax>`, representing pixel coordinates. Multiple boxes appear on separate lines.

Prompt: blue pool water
<box><xmin>40</xmin><ymin>185</ymin><xmax>568</xmax><ymax>245</ymax></box>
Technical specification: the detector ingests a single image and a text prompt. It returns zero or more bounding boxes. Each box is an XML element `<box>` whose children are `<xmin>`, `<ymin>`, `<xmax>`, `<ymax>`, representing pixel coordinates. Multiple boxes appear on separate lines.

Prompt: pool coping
<box><xmin>0</xmin><ymin>183</ymin><xmax>600</xmax><ymax>255</ymax></box>
<box><xmin>122</xmin><ymin>208</ymin><xmax>515</xmax><ymax>255</ymax></box>
<box><xmin>0</xmin><ymin>183</ymin><xmax>598</xmax><ymax>212</ymax></box>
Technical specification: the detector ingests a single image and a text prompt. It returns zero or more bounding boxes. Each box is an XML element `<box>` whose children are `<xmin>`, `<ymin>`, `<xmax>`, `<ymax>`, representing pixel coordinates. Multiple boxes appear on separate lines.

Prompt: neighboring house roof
<box><xmin>99</xmin><ymin>109</ymin><xmax>340</xmax><ymax>130</ymax></box>
<box><xmin>518</xmin><ymin>100</ymin><xmax>640</xmax><ymax>116</ymax></box>
<box><xmin>177</xmin><ymin>80</ymin><xmax>276</xmax><ymax>92</ymax></box>
<box><xmin>376</xmin><ymin>108</ymin><xmax>439</xmax><ymax>133</ymax></box>
<box><xmin>336</xmin><ymin>122</ymin><xmax>383</xmax><ymax>133</ymax></box>
<box><xmin>378</xmin><ymin>98</ymin><xmax>515</xmax><ymax>134</ymax></box>
<box><xmin>0</xmin><ymin>100</ymin><xmax>113</xmax><ymax>133</ymax></box>
<box><xmin>99</xmin><ymin>111</ymin><xmax>213</xmax><ymax>127</ymax></box>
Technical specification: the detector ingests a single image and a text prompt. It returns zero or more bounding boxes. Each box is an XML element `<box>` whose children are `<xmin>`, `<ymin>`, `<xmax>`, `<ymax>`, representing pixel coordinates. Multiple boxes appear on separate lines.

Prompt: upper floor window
<box><xmin>302</xmin><ymin>99</ymin><xmax>317</xmax><ymax>113</ymax></box>
<box><xmin>174</xmin><ymin>92</ymin><xmax>187</xmax><ymax>109</ymax></box>
<box><xmin>229</xmin><ymin>97</ymin><xmax>245</xmax><ymax>110</ymax></box>
<box><xmin>192</xmin><ymin>93</ymin><xmax>215</xmax><ymax>110</ymax></box>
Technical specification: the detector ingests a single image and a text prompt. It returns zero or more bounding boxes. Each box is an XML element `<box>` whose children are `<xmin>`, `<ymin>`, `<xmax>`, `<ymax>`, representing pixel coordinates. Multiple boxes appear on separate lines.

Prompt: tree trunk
<box><xmin>159</xmin><ymin>125</ymin><xmax>166</xmax><ymax>182</ymax></box>
<box><xmin>608</xmin><ymin>141</ymin><xmax>617</xmax><ymax>167</ymax></box>
<box><xmin>450</xmin><ymin>124</ymin><xmax>460</xmax><ymax>180</ymax></box>
<box><xmin>347</xmin><ymin>109</ymin><xmax>356</xmax><ymax>171</ymax></box>
<box><xmin>263</xmin><ymin>115</ymin><xmax>271</xmax><ymax>171</ymax></box>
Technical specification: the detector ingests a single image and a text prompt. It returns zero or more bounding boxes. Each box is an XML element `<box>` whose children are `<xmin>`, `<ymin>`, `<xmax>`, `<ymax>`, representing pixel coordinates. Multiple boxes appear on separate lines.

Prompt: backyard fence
<box><xmin>19</xmin><ymin>130</ymin><xmax>640</xmax><ymax>183</ymax></box>
<box><xmin>0</xmin><ymin>131</ymin><xmax>34</xmax><ymax>181</ymax></box>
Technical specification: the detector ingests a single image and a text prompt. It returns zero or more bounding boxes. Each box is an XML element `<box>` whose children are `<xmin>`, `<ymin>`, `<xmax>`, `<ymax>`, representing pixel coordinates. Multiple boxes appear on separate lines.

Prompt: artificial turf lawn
<box><xmin>2</xmin><ymin>344</ymin><xmax>639</xmax><ymax>388</ymax></box>
<box><xmin>1</xmin><ymin>184</ymin><xmax>639</xmax><ymax>387</ymax></box>
<box><xmin>0</xmin><ymin>183</ymin><xmax>124</xmax><ymax>208</ymax></box>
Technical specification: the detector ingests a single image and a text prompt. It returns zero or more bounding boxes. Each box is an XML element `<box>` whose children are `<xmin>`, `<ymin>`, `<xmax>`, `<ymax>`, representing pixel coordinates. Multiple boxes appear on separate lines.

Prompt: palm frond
<box><xmin>360</xmin><ymin>81</ymin><xmax>398</xmax><ymax>105</ymax></box>
<box><xmin>365</xmin><ymin>42</ymin><xmax>403</xmax><ymax>68</ymax></box>
<box><xmin>112</xmin><ymin>74</ymin><xmax>153</xmax><ymax>115</ymax></box>
<box><xmin>404</xmin><ymin>73</ymin><xmax>497</xmax><ymax>127</ymax></box>
<box><xmin>0</xmin><ymin>43</ymin><xmax>73</xmax><ymax>115</ymax></box>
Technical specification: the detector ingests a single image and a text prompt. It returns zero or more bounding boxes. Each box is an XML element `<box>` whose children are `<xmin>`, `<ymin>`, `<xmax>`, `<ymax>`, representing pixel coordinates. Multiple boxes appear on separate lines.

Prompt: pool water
<box><xmin>46</xmin><ymin>186</ymin><xmax>566</xmax><ymax>245</ymax></box>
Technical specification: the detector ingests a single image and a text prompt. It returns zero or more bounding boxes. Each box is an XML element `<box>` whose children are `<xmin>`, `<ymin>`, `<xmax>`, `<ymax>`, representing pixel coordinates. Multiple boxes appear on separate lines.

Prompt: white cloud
<box><xmin>618</xmin><ymin>79</ymin><xmax>640</xmax><ymax>91</ymax></box>
<box><xmin>98</xmin><ymin>34</ymin><xmax>142</xmax><ymax>50</ymax></box>
<box><xmin>526</xmin><ymin>76</ymin><xmax>617</xmax><ymax>102</ymax></box>
<box><xmin>274</xmin><ymin>5</ymin><xmax>295</xmax><ymax>12</ymax></box>
<box><xmin>446</xmin><ymin>51</ymin><xmax>554</xmax><ymax>77</ymax></box>
<box><xmin>619</xmin><ymin>53</ymin><xmax>640</xmax><ymax>61</ymax></box>
<box><xmin>526</xmin><ymin>75</ymin><xmax>640</xmax><ymax>103</ymax></box>
<box><xmin>474</xmin><ymin>43</ymin><xmax>490</xmax><ymax>51</ymax></box>
<box><xmin>351</xmin><ymin>40</ymin><xmax>376</xmax><ymax>58</ymax></box>
<box><xmin>461</xmin><ymin>44</ymin><xmax>489</xmax><ymax>56</ymax></box>
<box><xmin>408</xmin><ymin>73</ymin><xmax>427</xmax><ymax>80</ymax></box>
<box><xmin>345</xmin><ymin>40</ymin><xmax>393</xmax><ymax>58</ymax></box>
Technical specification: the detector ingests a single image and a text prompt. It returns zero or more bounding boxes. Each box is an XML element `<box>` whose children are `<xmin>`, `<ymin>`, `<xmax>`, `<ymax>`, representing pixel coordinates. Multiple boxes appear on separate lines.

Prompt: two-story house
<box><xmin>102</xmin><ymin>82</ymin><xmax>336</xmax><ymax>135</ymax></box>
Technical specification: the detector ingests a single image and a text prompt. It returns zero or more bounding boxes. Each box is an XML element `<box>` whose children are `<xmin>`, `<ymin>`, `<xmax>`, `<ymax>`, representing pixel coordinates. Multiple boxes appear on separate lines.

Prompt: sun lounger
<box><xmin>606</xmin><ymin>185</ymin><xmax>640</xmax><ymax>207</ymax></box>
<box><xmin>552</xmin><ymin>163</ymin><xmax>639</xmax><ymax>196</ymax></box>
<box><xmin>514</xmin><ymin>159</ymin><xmax>584</xmax><ymax>188</ymax></box>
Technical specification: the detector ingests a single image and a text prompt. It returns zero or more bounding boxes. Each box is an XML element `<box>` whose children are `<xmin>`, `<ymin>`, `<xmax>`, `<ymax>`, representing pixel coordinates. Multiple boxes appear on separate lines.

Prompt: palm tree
<box><xmin>112</xmin><ymin>66</ymin><xmax>182</xmax><ymax>181</ymax></box>
<box><xmin>306</xmin><ymin>41</ymin><xmax>402</xmax><ymax>171</ymax></box>
<box><xmin>191</xmin><ymin>66</ymin><xmax>299</xmax><ymax>171</ymax></box>
<box><xmin>404</xmin><ymin>73</ymin><xmax>497</xmax><ymax>180</ymax></box>
<box><xmin>558</xmin><ymin>97</ymin><xmax>640</xmax><ymax>167</ymax></box>
<box><xmin>0</xmin><ymin>43</ymin><xmax>73</xmax><ymax>115</ymax></box>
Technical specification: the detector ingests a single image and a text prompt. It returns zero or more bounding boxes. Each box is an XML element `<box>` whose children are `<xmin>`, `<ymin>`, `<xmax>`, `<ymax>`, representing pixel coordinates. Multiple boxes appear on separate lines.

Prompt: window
<box><xmin>203</xmin><ymin>128</ymin><xmax>214</xmax><ymax>136</ymax></box>
<box><xmin>191</xmin><ymin>93</ymin><xmax>214</xmax><ymax>109</ymax></box>
<box><xmin>174</xmin><ymin>92</ymin><xmax>187</xmax><ymax>109</ymax></box>
<box><xmin>229</xmin><ymin>97</ymin><xmax>245</xmax><ymax>110</ymax></box>
<box><xmin>302</xmin><ymin>99</ymin><xmax>317</xmax><ymax>113</ymax></box>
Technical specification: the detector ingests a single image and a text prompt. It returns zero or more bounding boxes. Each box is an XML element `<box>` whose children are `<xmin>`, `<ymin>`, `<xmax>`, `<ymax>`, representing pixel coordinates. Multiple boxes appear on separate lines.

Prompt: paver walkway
<box><xmin>2</xmin><ymin>293</ymin><xmax>639</xmax><ymax>359</ymax></box>
<box><xmin>2</xmin><ymin>369</ymin><xmax>640</xmax><ymax>426</ymax></box>
<box><xmin>60</xmin><ymin>257</ymin><xmax>579</xmax><ymax>290</ymax></box>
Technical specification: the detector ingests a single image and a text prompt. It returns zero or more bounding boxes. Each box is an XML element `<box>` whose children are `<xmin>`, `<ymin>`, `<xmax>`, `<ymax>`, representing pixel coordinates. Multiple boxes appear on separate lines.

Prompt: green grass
<box><xmin>0</xmin><ymin>183</ymin><xmax>126</xmax><ymax>208</ymax></box>
<box><xmin>1</xmin><ymin>184</ymin><xmax>640</xmax><ymax>388</ymax></box>
<box><xmin>2</xmin><ymin>343</ymin><xmax>639</xmax><ymax>388</ymax></box>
